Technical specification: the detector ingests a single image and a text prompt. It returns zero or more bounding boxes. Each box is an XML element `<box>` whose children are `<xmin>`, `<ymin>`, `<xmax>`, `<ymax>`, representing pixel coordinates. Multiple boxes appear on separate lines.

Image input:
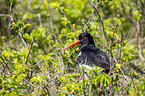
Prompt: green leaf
<box><xmin>49</xmin><ymin>1</ymin><xmax>59</xmax><ymax>8</ymax></box>
<box><xmin>25</xmin><ymin>23</ymin><xmax>32</xmax><ymax>27</ymax></box>
<box><xmin>2</xmin><ymin>80</ymin><xmax>10</xmax><ymax>86</ymax></box>
<box><xmin>22</xmin><ymin>13</ymin><xmax>33</xmax><ymax>20</ymax></box>
<box><xmin>21</xmin><ymin>48</ymin><xmax>28</xmax><ymax>57</ymax></box>
<box><xmin>30</xmin><ymin>77</ymin><xmax>37</xmax><ymax>82</ymax></box>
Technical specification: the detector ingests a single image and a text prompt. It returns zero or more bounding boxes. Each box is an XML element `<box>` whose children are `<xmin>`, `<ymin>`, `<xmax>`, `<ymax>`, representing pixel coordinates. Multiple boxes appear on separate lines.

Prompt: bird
<box><xmin>63</xmin><ymin>32</ymin><xmax>110</xmax><ymax>74</ymax></box>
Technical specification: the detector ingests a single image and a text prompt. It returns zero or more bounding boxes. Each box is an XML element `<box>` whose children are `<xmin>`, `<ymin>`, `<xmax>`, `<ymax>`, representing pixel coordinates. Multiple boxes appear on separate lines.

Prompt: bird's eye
<box><xmin>82</xmin><ymin>36</ymin><xmax>85</xmax><ymax>38</ymax></box>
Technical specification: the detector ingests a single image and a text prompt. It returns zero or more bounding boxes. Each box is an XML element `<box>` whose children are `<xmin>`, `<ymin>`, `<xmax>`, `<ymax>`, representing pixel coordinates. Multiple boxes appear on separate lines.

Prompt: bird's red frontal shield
<box><xmin>63</xmin><ymin>40</ymin><xmax>80</xmax><ymax>50</ymax></box>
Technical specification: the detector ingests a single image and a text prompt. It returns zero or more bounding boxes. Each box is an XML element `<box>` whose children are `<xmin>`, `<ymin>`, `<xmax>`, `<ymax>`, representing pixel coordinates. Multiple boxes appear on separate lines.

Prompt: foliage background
<box><xmin>0</xmin><ymin>0</ymin><xmax>145</xmax><ymax>95</ymax></box>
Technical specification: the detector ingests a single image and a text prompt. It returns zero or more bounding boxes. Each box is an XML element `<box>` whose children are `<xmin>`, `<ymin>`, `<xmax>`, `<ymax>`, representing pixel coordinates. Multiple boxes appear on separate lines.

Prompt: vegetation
<box><xmin>0</xmin><ymin>0</ymin><xmax>145</xmax><ymax>95</ymax></box>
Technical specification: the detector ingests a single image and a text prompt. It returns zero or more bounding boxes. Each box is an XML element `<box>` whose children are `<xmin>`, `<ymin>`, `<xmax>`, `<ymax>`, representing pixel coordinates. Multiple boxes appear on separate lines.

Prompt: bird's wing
<box><xmin>94</xmin><ymin>50</ymin><xmax>110</xmax><ymax>69</ymax></box>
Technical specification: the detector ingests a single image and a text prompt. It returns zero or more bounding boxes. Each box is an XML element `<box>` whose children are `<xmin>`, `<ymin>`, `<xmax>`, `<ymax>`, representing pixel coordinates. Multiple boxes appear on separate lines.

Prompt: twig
<box><xmin>2</xmin><ymin>57</ymin><xmax>13</xmax><ymax>73</ymax></box>
<box><xmin>7</xmin><ymin>3</ymin><xmax>13</xmax><ymax>38</ymax></box>
<box><xmin>114</xmin><ymin>57</ymin><xmax>129</xmax><ymax>83</ymax></box>
<box><xmin>85</xmin><ymin>9</ymin><xmax>96</xmax><ymax>33</ymax></box>
<box><xmin>59</xmin><ymin>52</ymin><xmax>71</xmax><ymax>84</ymax></box>
<box><xmin>110</xmin><ymin>23</ymin><xmax>118</xmax><ymax>54</ymax></box>
<box><xmin>24</xmin><ymin>78</ymin><xmax>35</xmax><ymax>87</ymax></box>
<box><xmin>76</xmin><ymin>64</ymin><xmax>81</xmax><ymax>95</ymax></box>
<box><xmin>0</xmin><ymin>56</ymin><xmax>13</xmax><ymax>73</ymax></box>
<box><xmin>60</xmin><ymin>56</ymin><xmax>71</xmax><ymax>84</ymax></box>
<box><xmin>90</xmin><ymin>72</ymin><xmax>93</xmax><ymax>95</ymax></box>
<box><xmin>117</xmin><ymin>33</ymin><xmax>123</xmax><ymax>63</ymax></box>
<box><xmin>112</xmin><ymin>24</ymin><xmax>118</xmax><ymax>37</ymax></box>
<box><xmin>0</xmin><ymin>14</ymin><xmax>14</xmax><ymax>23</ymax></box>
<box><xmin>138</xmin><ymin>35</ymin><xmax>145</xmax><ymax>61</ymax></box>
<box><xmin>43</xmin><ymin>83</ymin><xmax>51</xmax><ymax>96</ymax></box>
<box><xmin>110</xmin><ymin>23</ymin><xmax>118</xmax><ymax>69</ymax></box>
<box><xmin>93</xmin><ymin>3</ymin><xmax>109</xmax><ymax>47</ymax></box>
<box><xmin>9</xmin><ymin>3</ymin><xmax>12</xmax><ymax>13</ymax></box>
<box><xmin>83</xmin><ymin>68</ymin><xmax>86</xmax><ymax>96</ymax></box>
<box><xmin>81</xmin><ymin>19</ymin><xmax>90</xmax><ymax>32</ymax></box>
<box><xmin>37</xmin><ymin>13</ymin><xmax>42</xmax><ymax>26</ymax></box>
<box><xmin>23</xmin><ymin>37</ymin><xmax>35</xmax><ymax>66</ymax></box>
<box><xmin>87</xmin><ymin>9</ymin><xmax>95</xmax><ymax>25</ymax></box>
<box><xmin>47</xmin><ymin>0</ymin><xmax>58</xmax><ymax>43</ymax></box>
<box><xmin>18</xmin><ymin>32</ymin><xmax>28</xmax><ymax>48</ymax></box>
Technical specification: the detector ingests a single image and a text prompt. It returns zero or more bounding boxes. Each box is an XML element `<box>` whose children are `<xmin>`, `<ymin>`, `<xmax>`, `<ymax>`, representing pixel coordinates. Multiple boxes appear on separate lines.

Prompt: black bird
<box><xmin>63</xmin><ymin>33</ymin><xmax>110</xmax><ymax>74</ymax></box>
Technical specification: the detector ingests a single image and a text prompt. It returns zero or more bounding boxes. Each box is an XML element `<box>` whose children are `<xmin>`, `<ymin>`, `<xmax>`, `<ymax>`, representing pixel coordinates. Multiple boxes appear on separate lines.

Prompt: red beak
<box><xmin>63</xmin><ymin>40</ymin><xmax>80</xmax><ymax>50</ymax></box>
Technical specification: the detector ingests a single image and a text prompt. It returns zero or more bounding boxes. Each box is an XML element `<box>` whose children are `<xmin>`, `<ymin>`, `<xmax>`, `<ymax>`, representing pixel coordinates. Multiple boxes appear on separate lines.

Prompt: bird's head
<box><xmin>63</xmin><ymin>32</ymin><xmax>95</xmax><ymax>50</ymax></box>
<box><xmin>78</xmin><ymin>33</ymin><xmax>95</xmax><ymax>46</ymax></box>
